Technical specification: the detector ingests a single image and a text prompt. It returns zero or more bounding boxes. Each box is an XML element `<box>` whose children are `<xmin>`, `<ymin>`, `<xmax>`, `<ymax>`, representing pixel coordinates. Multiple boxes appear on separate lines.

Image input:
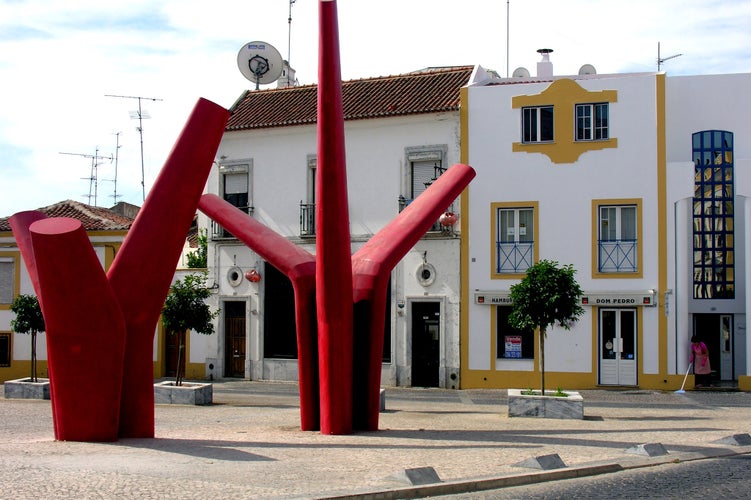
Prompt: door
<box><xmin>694</xmin><ymin>314</ymin><xmax>733</xmax><ymax>381</ymax></box>
<box><xmin>411</xmin><ymin>301</ymin><xmax>440</xmax><ymax>387</ymax></box>
<box><xmin>224</xmin><ymin>301</ymin><xmax>246</xmax><ymax>378</ymax></box>
<box><xmin>164</xmin><ymin>329</ymin><xmax>180</xmax><ymax>377</ymax></box>
<box><xmin>599</xmin><ymin>308</ymin><xmax>637</xmax><ymax>385</ymax></box>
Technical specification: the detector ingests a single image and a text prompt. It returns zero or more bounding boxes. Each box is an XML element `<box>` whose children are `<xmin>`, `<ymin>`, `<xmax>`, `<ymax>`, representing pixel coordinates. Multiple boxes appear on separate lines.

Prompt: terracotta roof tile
<box><xmin>0</xmin><ymin>200</ymin><xmax>135</xmax><ymax>232</ymax></box>
<box><xmin>226</xmin><ymin>66</ymin><xmax>474</xmax><ymax>131</ymax></box>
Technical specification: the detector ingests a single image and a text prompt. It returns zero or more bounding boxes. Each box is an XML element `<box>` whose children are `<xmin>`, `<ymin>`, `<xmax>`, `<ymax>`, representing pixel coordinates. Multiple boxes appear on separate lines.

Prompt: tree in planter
<box><xmin>10</xmin><ymin>294</ymin><xmax>45</xmax><ymax>382</ymax></box>
<box><xmin>161</xmin><ymin>273</ymin><xmax>216</xmax><ymax>386</ymax></box>
<box><xmin>509</xmin><ymin>260</ymin><xmax>584</xmax><ymax>396</ymax></box>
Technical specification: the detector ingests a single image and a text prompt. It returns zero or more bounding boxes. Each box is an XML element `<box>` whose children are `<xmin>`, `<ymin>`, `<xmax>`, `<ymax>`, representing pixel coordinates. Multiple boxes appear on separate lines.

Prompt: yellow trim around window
<box><xmin>591</xmin><ymin>198</ymin><xmax>643</xmax><ymax>279</ymax></box>
<box><xmin>490</xmin><ymin>201</ymin><xmax>539</xmax><ymax>279</ymax></box>
<box><xmin>511</xmin><ymin>79</ymin><xmax>618</xmax><ymax>164</ymax></box>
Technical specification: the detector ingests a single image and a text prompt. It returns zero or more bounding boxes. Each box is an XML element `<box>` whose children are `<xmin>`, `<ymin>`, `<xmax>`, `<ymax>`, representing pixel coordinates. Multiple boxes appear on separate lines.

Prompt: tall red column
<box><xmin>316</xmin><ymin>0</ymin><xmax>354</xmax><ymax>435</ymax></box>
<box><xmin>30</xmin><ymin>218</ymin><xmax>126</xmax><ymax>441</ymax></box>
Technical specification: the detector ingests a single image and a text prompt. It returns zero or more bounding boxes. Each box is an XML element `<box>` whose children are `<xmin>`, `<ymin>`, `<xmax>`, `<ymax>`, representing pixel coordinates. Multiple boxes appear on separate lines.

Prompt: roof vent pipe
<box><xmin>536</xmin><ymin>48</ymin><xmax>554</xmax><ymax>77</ymax></box>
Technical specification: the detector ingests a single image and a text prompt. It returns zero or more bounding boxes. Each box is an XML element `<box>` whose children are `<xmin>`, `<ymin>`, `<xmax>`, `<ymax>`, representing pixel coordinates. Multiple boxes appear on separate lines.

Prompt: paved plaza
<box><xmin>1</xmin><ymin>381</ymin><xmax>751</xmax><ymax>499</ymax></box>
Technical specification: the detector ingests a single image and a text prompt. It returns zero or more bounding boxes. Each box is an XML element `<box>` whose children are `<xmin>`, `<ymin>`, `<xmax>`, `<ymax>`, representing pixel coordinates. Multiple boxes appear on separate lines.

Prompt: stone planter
<box><xmin>154</xmin><ymin>381</ymin><xmax>212</xmax><ymax>405</ymax></box>
<box><xmin>507</xmin><ymin>388</ymin><xmax>583</xmax><ymax>419</ymax></box>
<box><xmin>4</xmin><ymin>378</ymin><xmax>51</xmax><ymax>400</ymax></box>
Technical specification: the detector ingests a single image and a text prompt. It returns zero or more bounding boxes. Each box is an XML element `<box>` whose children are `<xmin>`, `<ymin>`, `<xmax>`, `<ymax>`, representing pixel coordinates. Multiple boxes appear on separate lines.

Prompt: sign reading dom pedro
<box><xmin>474</xmin><ymin>290</ymin><xmax>657</xmax><ymax>307</ymax></box>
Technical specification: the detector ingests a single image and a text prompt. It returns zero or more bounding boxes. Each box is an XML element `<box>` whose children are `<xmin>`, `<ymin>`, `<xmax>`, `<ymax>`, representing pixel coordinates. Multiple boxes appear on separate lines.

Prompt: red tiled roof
<box><xmin>226</xmin><ymin>66</ymin><xmax>475</xmax><ymax>131</ymax></box>
<box><xmin>0</xmin><ymin>200</ymin><xmax>135</xmax><ymax>232</ymax></box>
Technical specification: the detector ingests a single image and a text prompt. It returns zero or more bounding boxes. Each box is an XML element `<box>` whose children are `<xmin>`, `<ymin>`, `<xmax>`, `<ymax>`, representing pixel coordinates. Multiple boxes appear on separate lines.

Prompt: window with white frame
<box><xmin>598</xmin><ymin>205</ymin><xmax>637</xmax><ymax>272</ymax></box>
<box><xmin>496</xmin><ymin>207</ymin><xmax>534</xmax><ymax>273</ymax></box>
<box><xmin>300</xmin><ymin>156</ymin><xmax>316</xmax><ymax>237</ymax></box>
<box><xmin>214</xmin><ymin>163</ymin><xmax>252</xmax><ymax>239</ymax></box>
<box><xmin>402</xmin><ymin>147</ymin><xmax>449</xmax><ymax>228</ymax></box>
<box><xmin>576</xmin><ymin>103</ymin><xmax>609</xmax><ymax>141</ymax></box>
<box><xmin>522</xmin><ymin>106</ymin><xmax>554</xmax><ymax>143</ymax></box>
<box><xmin>0</xmin><ymin>258</ymin><xmax>14</xmax><ymax>306</ymax></box>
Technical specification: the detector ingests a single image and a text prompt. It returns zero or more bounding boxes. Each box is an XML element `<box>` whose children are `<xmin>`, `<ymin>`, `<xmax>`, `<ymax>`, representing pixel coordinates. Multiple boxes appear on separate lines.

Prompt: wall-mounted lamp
<box><xmin>245</xmin><ymin>269</ymin><xmax>262</xmax><ymax>283</ymax></box>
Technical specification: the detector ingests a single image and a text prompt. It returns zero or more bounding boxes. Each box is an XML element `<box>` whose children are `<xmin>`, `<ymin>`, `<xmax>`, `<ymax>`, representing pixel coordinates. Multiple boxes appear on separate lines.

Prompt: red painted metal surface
<box><xmin>11</xmin><ymin>98</ymin><xmax>228</xmax><ymax>441</ymax></box>
<box><xmin>29</xmin><ymin>218</ymin><xmax>126</xmax><ymax>441</ymax></box>
<box><xmin>315</xmin><ymin>0</ymin><xmax>354</xmax><ymax>435</ymax></box>
<box><xmin>199</xmin><ymin>1</ymin><xmax>476</xmax><ymax>434</ymax></box>
<box><xmin>198</xmin><ymin>194</ymin><xmax>320</xmax><ymax>431</ymax></box>
<box><xmin>107</xmin><ymin>97</ymin><xmax>229</xmax><ymax>438</ymax></box>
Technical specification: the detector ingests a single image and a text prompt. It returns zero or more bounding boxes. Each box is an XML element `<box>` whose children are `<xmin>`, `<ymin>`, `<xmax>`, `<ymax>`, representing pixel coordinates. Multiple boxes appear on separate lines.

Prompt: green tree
<box><xmin>161</xmin><ymin>273</ymin><xmax>216</xmax><ymax>386</ymax></box>
<box><xmin>509</xmin><ymin>260</ymin><xmax>584</xmax><ymax>395</ymax></box>
<box><xmin>10</xmin><ymin>294</ymin><xmax>45</xmax><ymax>382</ymax></box>
<box><xmin>186</xmin><ymin>229</ymin><xmax>208</xmax><ymax>269</ymax></box>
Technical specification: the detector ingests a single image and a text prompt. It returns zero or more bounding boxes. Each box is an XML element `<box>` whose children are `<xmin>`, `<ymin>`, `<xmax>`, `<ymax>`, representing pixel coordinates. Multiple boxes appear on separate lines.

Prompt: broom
<box><xmin>675</xmin><ymin>362</ymin><xmax>693</xmax><ymax>394</ymax></box>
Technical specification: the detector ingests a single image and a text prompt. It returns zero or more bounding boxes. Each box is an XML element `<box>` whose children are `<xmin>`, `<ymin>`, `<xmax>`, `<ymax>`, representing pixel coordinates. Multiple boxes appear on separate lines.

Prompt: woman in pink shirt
<box><xmin>691</xmin><ymin>335</ymin><xmax>712</xmax><ymax>388</ymax></box>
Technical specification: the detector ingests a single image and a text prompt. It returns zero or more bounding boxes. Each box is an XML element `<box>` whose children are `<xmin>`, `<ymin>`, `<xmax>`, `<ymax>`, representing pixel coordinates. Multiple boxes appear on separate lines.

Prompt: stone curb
<box><xmin>319</xmin><ymin>446</ymin><xmax>751</xmax><ymax>499</ymax></box>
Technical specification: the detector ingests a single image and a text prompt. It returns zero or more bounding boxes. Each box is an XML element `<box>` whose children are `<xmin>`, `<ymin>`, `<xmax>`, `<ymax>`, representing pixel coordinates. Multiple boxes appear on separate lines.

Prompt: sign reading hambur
<box><xmin>474</xmin><ymin>290</ymin><xmax>657</xmax><ymax>307</ymax></box>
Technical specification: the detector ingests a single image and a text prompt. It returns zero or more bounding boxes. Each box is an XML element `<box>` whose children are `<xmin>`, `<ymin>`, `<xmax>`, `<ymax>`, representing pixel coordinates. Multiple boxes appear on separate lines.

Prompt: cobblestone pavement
<box><xmin>1</xmin><ymin>381</ymin><xmax>751</xmax><ymax>499</ymax></box>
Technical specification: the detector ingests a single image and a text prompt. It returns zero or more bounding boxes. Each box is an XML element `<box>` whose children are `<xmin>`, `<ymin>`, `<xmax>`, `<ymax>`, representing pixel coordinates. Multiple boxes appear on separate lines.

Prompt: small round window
<box><xmin>227</xmin><ymin>266</ymin><xmax>243</xmax><ymax>287</ymax></box>
<box><xmin>416</xmin><ymin>263</ymin><xmax>436</xmax><ymax>287</ymax></box>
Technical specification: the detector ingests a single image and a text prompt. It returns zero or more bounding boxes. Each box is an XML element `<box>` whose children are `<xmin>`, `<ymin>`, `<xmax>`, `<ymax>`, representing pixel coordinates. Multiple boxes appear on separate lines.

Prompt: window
<box><xmin>0</xmin><ymin>332</ymin><xmax>9</xmax><ymax>367</ymax></box>
<box><xmin>214</xmin><ymin>163</ymin><xmax>252</xmax><ymax>239</ymax></box>
<box><xmin>300</xmin><ymin>156</ymin><xmax>316</xmax><ymax>236</ymax></box>
<box><xmin>403</xmin><ymin>146</ymin><xmax>449</xmax><ymax>230</ymax></box>
<box><xmin>576</xmin><ymin>103</ymin><xmax>609</xmax><ymax>141</ymax></box>
<box><xmin>522</xmin><ymin>106</ymin><xmax>554</xmax><ymax>143</ymax></box>
<box><xmin>598</xmin><ymin>205</ymin><xmax>637</xmax><ymax>272</ymax></box>
<box><xmin>496</xmin><ymin>307</ymin><xmax>534</xmax><ymax>359</ymax></box>
<box><xmin>0</xmin><ymin>258</ymin><xmax>15</xmax><ymax>306</ymax></box>
<box><xmin>494</xmin><ymin>205</ymin><xmax>535</xmax><ymax>274</ymax></box>
<box><xmin>692</xmin><ymin>130</ymin><xmax>734</xmax><ymax>299</ymax></box>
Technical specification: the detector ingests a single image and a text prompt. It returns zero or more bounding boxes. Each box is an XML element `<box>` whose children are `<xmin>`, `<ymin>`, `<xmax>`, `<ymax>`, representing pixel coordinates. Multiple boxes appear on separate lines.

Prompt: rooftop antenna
<box><xmin>506</xmin><ymin>0</ymin><xmax>510</xmax><ymax>77</ymax></box>
<box><xmin>60</xmin><ymin>147</ymin><xmax>113</xmax><ymax>206</ymax></box>
<box><xmin>657</xmin><ymin>41</ymin><xmax>682</xmax><ymax>71</ymax></box>
<box><xmin>107</xmin><ymin>132</ymin><xmax>123</xmax><ymax>204</ymax></box>
<box><xmin>105</xmin><ymin>94</ymin><xmax>163</xmax><ymax>201</ymax></box>
<box><xmin>288</xmin><ymin>0</ymin><xmax>296</xmax><ymax>68</ymax></box>
<box><xmin>237</xmin><ymin>41</ymin><xmax>284</xmax><ymax>90</ymax></box>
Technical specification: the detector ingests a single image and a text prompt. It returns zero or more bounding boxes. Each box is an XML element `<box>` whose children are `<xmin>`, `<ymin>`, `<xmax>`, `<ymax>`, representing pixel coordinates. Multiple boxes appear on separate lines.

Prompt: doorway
<box><xmin>411</xmin><ymin>301</ymin><xmax>440</xmax><ymax>387</ymax></box>
<box><xmin>693</xmin><ymin>314</ymin><xmax>733</xmax><ymax>382</ymax></box>
<box><xmin>598</xmin><ymin>308</ymin><xmax>637</xmax><ymax>385</ymax></box>
<box><xmin>224</xmin><ymin>301</ymin><xmax>246</xmax><ymax>378</ymax></box>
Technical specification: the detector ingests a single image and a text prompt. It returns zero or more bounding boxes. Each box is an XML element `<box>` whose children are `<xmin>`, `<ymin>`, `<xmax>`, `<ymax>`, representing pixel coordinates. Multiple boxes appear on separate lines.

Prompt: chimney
<box><xmin>277</xmin><ymin>60</ymin><xmax>297</xmax><ymax>88</ymax></box>
<box><xmin>536</xmin><ymin>48</ymin><xmax>554</xmax><ymax>78</ymax></box>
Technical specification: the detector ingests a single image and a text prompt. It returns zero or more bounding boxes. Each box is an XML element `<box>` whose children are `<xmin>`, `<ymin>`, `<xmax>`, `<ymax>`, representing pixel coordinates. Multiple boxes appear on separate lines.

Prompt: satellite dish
<box><xmin>578</xmin><ymin>64</ymin><xmax>597</xmax><ymax>75</ymax></box>
<box><xmin>512</xmin><ymin>67</ymin><xmax>530</xmax><ymax>78</ymax></box>
<box><xmin>237</xmin><ymin>41</ymin><xmax>284</xmax><ymax>89</ymax></box>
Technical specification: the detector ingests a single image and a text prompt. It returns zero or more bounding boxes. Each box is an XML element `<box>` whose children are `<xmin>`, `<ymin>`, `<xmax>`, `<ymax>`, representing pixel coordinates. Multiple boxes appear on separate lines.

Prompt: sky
<box><xmin>1</xmin><ymin>0</ymin><xmax>750</xmax><ymax>217</ymax></box>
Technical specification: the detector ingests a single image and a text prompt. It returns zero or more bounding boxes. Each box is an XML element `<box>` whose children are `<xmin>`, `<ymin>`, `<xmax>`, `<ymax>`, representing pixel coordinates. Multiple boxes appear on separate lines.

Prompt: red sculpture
<box><xmin>10</xmin><ymin>98</ymin><xmax>229</xmax><ymax>440</ymax></box>
<box><xmin>199</xmin><ymin>0</ymin><xmax>476</xmax><ymax>434</ymax></box>
<box><xmin>9</xmin><ymin>0</ymin><xmax>474</xmax><ymax>440</ymax></box>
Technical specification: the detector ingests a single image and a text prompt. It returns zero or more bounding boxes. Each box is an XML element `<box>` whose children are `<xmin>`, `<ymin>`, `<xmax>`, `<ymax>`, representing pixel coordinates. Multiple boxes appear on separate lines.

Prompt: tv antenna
<box><xmin>657</xmin><ymin>42</ymin><xmax>682</xmax><ymax>71</ymax></box>
<box><xmin>288</xmin><ymin>0</ymin><xmax>295</xmax><ymax>68</ymax></box>
<box><xmin>59</xmin><ymin>148</ymin><xmax>113</xmax><ymax>206</ymax></box>
<box><xmin>106</xmin><ymin>132</ymin><xmax>123</xmax><ymax>204</ymax></box>
<box><xmin>237</xmin><ymin>41</ymin><xmax>283</xmax><ymax>90</ymax></box>
<box><xmin>105</xmin><ymin>94</ymin><xmax>163</xmax><ymax>201</ymax></box>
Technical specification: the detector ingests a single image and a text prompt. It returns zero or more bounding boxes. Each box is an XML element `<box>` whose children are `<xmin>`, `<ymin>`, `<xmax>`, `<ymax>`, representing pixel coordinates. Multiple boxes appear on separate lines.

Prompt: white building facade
<box><xmin>198</xmin><ymin>67</ymin><xmax>475</xmax><ymax>388</ymax></box>
<box><xmin>461</xmin><ymin>61</ymin><xmax>751</xmax><ymax>390</ymax></box>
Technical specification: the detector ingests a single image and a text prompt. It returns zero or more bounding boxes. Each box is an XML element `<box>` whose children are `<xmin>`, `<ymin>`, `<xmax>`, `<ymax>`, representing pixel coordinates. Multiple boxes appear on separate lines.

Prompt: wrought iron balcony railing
<box><xmin>210</xmin><ymin>205</ymin><xmax>254</xmax><ymax>240</ymax></box>
<box><xmin>598</xmin><ymin>239</ymin><xmax>637</xmax><ymax>272</ymax></box>
<box><xmin>300</xmin><ymin>202</ymin><xmax>315</xmax><ymax>237</ymax></box>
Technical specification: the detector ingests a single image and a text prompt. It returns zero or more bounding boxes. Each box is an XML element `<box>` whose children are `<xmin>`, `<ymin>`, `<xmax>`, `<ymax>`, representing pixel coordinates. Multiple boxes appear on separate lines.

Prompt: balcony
<box><xmin>598</xmin><ymin>239</ymin><xmax>637</xmax><ymax>273</ymax></box>
<box><xmin>210</xmin><ymin>205</ymin><xmax>254</xmax><ymax>240</ymax></box>
<box><xmin>496</xmin><ymin>241</ymin><xmax>534</xmax><ymax>273</ymax></box>
<box><xmin>398</xmin><ymin>196</ymin><xmax>452</xmax><ymax>233</ymax></box>
<box><xmin>300</xmin><ymin>202</ymin><xmax>315</xmax><ymax>237</ymax></box>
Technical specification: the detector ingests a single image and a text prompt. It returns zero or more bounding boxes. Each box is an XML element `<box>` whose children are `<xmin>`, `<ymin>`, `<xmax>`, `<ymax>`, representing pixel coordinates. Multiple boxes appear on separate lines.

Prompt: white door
<box><xmin>599</xmin><ymin>309</ymin><xmax>637</xmax><ymax>385</ymax></box>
